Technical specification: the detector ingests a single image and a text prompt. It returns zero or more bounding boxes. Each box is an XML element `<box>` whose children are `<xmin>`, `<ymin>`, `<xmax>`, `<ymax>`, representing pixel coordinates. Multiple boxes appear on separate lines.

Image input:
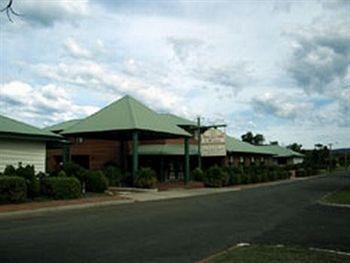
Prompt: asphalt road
<box><xmin>1</xmin><ymin>172</ymin><xmax>350</xmax><ymax>263</ymax></box>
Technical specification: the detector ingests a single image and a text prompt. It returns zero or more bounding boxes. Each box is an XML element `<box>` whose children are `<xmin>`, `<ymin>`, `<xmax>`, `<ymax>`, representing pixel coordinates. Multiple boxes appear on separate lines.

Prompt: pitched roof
<box><xmin>45</xmin><ymin>119</ymin><xmax>81</xmax><ymax>133</ymax></box>
<box><xmin>137</xmin><ymin>144</ymin><xmax>198</xmax><ymax>156</ymax></box>
<box><xmin>160</xmin><ymin>113</ymin><xmax>197</xmax><ymax>127</ymax></box>
<box><xmin>225</xmin><ymin>135</ymin><xmax>273</xmax><ymax>155</ymax></box>
<box><xmin>62</xmin><ymin>95</ymin><xmax>191</xmax><ymax>137</ymax></box>
<box><xmin>0</xmin><ymin>114</ymin><xmax>61</xmax><ymax>140</ymax></box>
<box><xmin>258</xmin><ymin>145</ymin><xmax>304</xmax><ymax>158</ymax></box>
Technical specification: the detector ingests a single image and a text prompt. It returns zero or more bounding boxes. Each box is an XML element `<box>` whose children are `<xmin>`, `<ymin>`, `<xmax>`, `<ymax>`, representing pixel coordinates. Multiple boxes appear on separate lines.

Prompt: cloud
<box><xmin>30</xmin><ymin>60</ymin><xmax>188</xmax><ymax>116</ymax></box>
<box><xmin>285</xmin><ymin>22</ymin><xmax>350</xmax><ymax>95</ymax></box>
<box><xmin>64</xmin><ymin>37</ymin><xmax>92</xmax><ymax>59</ymax></box>
<box><xmin>12</xmin><ymin>0</ymin><xmax>90</xmax><ymax>26</ymax></box>
<box><xmin>252</xmin><ymin>91</ymin><xmax>313</xmax><ymax>119</ymax></box>
<box><xmin>0</xmin><ymin>81</ymin><xmax>98</xmax><ymax>126</ymax></box>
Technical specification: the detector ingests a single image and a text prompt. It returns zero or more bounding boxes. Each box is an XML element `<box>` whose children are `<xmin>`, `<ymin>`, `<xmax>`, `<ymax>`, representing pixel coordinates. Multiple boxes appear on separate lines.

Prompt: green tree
<box><xmin>241</xmin><ymin>131</ymin><xmax>254</xmax><ymax>144</ymax></box>
<box><xmin>287</xmin><ymin>143</ymin><xmax>303</xmax><ymax>153</ymax></box>
<box><xmin>253</xmin><ymin>134</ymin><xmax>265</xmax><ymax>145</ymax></box>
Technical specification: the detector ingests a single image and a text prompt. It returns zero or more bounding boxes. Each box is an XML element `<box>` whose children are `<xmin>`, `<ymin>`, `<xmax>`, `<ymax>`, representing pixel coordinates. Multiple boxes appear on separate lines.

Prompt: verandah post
<box><xmin>132</xmin><ymin>131</ymin><xmax>139</xmax><ymax>185</ymax></box>
<box><xmin>184</xmin><ymin>137</ymin><xmax>190</xmax><ymax>184</ymax></box>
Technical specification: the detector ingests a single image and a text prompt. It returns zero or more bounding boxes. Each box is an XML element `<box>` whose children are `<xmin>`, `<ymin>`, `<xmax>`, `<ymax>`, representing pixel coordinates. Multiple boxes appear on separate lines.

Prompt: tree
<box><xmin>253</xmin><ymin>134</ymin><xmax>265</xmax><ymax>145</ymax></box>
<box><xmin>1</xmin><ymin>0</ymin><xmax>20</xmax><ymax>22</ymax></box>
<box><xmin>241</xmin><ymin>131</ymin><xmax>265</xmax><ymax>145</ymax></box>
<box><xmin>287</xmin><ymin>143</ymin><xmax>303</xmax><ymax>153</ymax></box>
<box><xmin>241</xmin><ymin>131</ymin><xmax>254</xmax><ymax>144</ymax></box>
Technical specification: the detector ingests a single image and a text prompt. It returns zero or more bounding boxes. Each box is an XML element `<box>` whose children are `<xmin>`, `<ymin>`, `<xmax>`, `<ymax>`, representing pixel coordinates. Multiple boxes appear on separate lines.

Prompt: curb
<box><xmin>0</xmin><ymin>199</ymin><xmax>134</xmax><ymax>219</ymax></box>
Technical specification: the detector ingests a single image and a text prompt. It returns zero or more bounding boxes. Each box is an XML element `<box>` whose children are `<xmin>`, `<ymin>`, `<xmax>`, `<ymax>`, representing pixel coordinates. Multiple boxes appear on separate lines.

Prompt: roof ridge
<box><xmin>125</xmin><ymin>96</ymin><xmax>138</xmax><ymax>128</ymax></box>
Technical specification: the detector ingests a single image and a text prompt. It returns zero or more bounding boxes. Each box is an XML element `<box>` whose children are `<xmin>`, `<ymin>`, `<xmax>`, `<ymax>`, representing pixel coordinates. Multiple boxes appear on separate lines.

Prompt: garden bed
<box><xmin>0</xmin><ymin>192</ymin><xmax>125</xmax><ymax>214</ymax></box>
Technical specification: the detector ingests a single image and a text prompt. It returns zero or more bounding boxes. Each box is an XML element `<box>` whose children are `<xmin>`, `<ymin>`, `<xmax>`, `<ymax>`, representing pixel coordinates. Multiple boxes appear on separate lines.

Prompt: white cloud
<box><xmin>0</xmin><ymin>81</ymin><xmax>98</xmax><ymax>127</ymax></box>
<box><xmin>13</xmin><ymin>0</ymin><xmax>90</xmax><ymax>26</ymax></box>
<box><xmin>64</xmin><ymin>37</ymin><xmax>92</xmax><ymax>59</ymax></box>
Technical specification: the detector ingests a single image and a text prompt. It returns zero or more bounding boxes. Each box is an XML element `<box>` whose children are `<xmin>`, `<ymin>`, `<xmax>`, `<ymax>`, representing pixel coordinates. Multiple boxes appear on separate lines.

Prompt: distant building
<box><xmin>0</xmin><ymin>114</ymin><xmax>61</xmax><ymax>173</ymax></box>
<box><xmin>258</xmin><ymin>145</ymin><xmax>304</xmax><ymax>165</ymax></box>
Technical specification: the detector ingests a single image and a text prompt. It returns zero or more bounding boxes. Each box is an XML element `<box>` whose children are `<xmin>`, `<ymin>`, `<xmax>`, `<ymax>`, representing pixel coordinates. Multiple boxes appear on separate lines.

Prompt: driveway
<box><xmin>0</xmin><ymin>172</ymin><xmax>349</xmax><ymax>263</ymax></box>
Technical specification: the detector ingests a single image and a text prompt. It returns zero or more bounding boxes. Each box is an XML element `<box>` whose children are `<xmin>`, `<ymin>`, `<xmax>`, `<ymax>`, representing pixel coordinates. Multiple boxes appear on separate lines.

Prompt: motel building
<box><xmin>45</xmin><ymin>95</ymin><xmax>275</xmax><ymax>184</ymax></box>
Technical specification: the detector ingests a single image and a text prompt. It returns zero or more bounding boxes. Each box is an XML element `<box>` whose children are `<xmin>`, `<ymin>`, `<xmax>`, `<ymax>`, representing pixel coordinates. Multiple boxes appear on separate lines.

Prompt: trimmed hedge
<box><xmin>103</xmin><ymin>165</ymin><xmax>123</xmax><ymax>186</ymax></box>
<box><xmin>191</xmin><ymin>167</ymin><xmax>204</xmax><ymax>182</ymax></box>
<box><xmin>203</xmin><ymin>165</ymin><xmax>229</xmax><ymax>187</ymax></box>
<box><xmin>135</xmin><ymin>168</ymin><xmax>158</xmax><ymax>189</ymax></box>
<box><xmin>41</xmin><ymin>177</ymin><xmax>81</xmax><ymax>200</ymax></box>
<box><xmin>0</xmin><ymin>176</ymin><xmax>27</xmax><ymax>203</ymax></box>
<box><xmin>86</xmin><ymin>171</ymin><xmax>109</xmax><ymax>193</ymax></box>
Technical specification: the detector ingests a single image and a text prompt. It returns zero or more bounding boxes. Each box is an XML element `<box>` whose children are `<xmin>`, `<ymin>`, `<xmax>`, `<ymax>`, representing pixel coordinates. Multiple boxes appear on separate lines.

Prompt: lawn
<box><xmin>206</xmin><ymin>245</ymin><xmax>350</xmax><ymax>263</ymax></box>
<box><xmin>324</xmin><ymin>185</ymin><xmax>350</xmax><ymax>205</ymax></box>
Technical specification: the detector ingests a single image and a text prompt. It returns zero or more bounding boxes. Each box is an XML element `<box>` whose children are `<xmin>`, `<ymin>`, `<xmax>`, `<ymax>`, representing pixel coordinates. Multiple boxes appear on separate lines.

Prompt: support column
<box><xmin>184</xmin><ymin>137</ymin><xmax>190</xmax><ymax>184</ymax></box>
<box><xmin>132</xmin><ymin>131</ymin><xmax>139</xmax><ymax>185</ymax></box>
<box><xmin>160</xmin><ymin>156</ymin><xmax>165</xmax><ymax>182</ymax></box>
<box><xmin>197</xmin><ymin>116</ymin><xmax>202</xmax><ymax>169</ymax></box>
<box><xmin>62</xmin><ymin>143</ymin><xmax>70</xmax><ymax>165</ymax></box>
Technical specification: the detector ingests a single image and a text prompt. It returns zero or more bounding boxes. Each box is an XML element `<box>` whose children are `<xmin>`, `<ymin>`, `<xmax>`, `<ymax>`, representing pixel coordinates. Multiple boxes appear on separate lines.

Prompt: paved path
<box><xmin>0</xmin><ymin>172</ymin><xmax>349</xmax><ymax>263</ymax></box>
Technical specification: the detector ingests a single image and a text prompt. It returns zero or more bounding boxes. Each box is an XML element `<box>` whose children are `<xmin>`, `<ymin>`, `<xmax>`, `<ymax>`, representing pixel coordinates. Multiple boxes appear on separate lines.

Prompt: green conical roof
<box><xmin>62</xmin><ymin>95</ymin><xmax>190</xmax><ymax>137</ymax></box>
<box><xmin>0</xmin><ymin>114</ymin><xmax>61</xmax><ymax>140</ymax></box>
<box><xmin>160</xmin><ymin>113</ymin><xmax>196</xmax><ymax>127</ymax></box>
<box><xmin>45</xmin><ymin>119</ymin><xmax>81</xmax><ymax>133</ymax></box>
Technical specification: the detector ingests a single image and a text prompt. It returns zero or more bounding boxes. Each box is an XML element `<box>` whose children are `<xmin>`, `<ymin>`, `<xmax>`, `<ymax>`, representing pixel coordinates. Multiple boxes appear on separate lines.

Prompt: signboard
<box><xmin>201</xmin><ymin>128</ymin><xmax>226</xmax><ymax>157</ymax></box>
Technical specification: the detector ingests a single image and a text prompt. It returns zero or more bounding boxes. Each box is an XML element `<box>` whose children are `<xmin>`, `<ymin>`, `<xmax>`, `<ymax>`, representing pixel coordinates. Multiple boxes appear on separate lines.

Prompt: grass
<box><xmin>207</xmin><ymin>245</ymin><xmax>350</xmax><ymax>263</ymax></box>
<box><xmin>324</xmin><ymin>185</ymin><xmax>350</xmax><ymax>205</ymax></box>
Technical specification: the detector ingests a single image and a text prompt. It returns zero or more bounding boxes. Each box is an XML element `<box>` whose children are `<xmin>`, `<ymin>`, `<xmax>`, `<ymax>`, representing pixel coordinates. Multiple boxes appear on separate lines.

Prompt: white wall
<box><xmin>0</xmin><ymin>138</ymin><xmax>47</xmax><ymax>173</ymax></box>
<box><xmin>292</xmin><ymin>157</ymin><xmax>304</xmax><ymax>165</ymax></box>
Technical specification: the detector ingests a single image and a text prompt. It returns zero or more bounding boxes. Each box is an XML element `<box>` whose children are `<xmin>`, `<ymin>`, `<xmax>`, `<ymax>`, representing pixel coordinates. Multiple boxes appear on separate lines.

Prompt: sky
<box><xmin>0</xmin><ymin>0</ymin><xmax>349</xmax><ymax>149</ymax></box>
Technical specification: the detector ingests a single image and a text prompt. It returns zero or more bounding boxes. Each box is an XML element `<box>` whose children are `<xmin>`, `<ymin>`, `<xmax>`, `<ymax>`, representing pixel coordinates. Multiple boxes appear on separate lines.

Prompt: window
<box><xmin>240</xmin><ymin>156</ymin><xmax>244</xmax><ymax>163</ymax></box>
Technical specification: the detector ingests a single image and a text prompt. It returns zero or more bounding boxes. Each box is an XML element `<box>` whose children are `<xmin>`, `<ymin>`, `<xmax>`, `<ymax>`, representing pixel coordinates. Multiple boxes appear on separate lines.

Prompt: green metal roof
<box><xmin>0</xmin><ymin>114</ymin><xmax>62</xmax><ymax>140</ymax></box>
<box><xmin>160</xmin><ymin>113</ymin><xmax>197</xmax><ymax>127</ymax></box>
<box><xmin>62</xmin><ymin>95</ymin><xmax>191</xmax><ymax>137</ymax></box>
<box><xmin>137</xmin><ymin>144</ymin><xmax>198</xmax><ymax>156</ymax></box>
<box><xmin>45</xmin><ymin>119</ymin><xmax>81</xmax><ymax>133</ymax></box>
<box><xmin>258</xmin><ymin>145</ymin><xmax>304</xmax><ymax>158</ymax></box>
<box><xmin>225</xmin><ymin>135</ymin><xmax>273</xmax><ymax>155</ymax></box>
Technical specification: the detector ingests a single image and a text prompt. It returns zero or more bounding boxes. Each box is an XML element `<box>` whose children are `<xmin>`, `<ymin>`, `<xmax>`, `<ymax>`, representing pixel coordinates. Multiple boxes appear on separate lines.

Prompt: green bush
<box><xmin>0</xmin><ymin>176</ymin><xmax>27</xmax><ymax>203</ymax></box>
<box><xmin>3</xmin><ymin>165</ymin><xmax>16</xmax><ymax>176</ymax></box>
<box><xmin>41</xmin><ymin>177</ymin><xmax>81</xmax><ymax>200</ymax></box>
<box><xmin>86</xmin><ymin>171</ymin><xmax>109</xmax><ymax>193</ymax></box>
<box><xmin>226</xmin><ymin>167</ymin><xmax>243</xmax><ymax>185</ymax></box>
<box><xmin>16</xmin><ymin>165</ymin><xmax>35</xmax><ymax>180</ymax></box>
<box><xmin>135</xmin><ymin>168</ymin><xmax>158</xmax><ymax>188</ymax></box>
<box><xmin>62</xmin><ymin>162</ymin><xmax>87</xmax><ymax>182</ymax></box>
<box><xmin>58</xmin><ymin>170</ymin><xmax>67</xmax><ymax>177</ymax></box>
<box><xmin>103</xmin><ymin>165</ymin><xmax>123</xmax><ymax>186</ymax></box>
<box><xmin>191</xmin><ymin>167</ymin><xmax>204</xmax><ymax>182</ymax></box>
<box><xmin>203</xmin><ymin>165</ymin><xmax>229</xmax><ymax>187</ymax></box>
<box><xmin>27</xmin><ymin>179</ymin><xmax>40</xmax><ymax>198</ymax></box>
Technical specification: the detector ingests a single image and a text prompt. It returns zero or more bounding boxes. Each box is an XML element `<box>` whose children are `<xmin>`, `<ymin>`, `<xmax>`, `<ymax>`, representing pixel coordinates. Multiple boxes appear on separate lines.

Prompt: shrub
<box><xmin>3</xmin><ymin>165</ymin><xmax>16</xmax><ymax>176</ymax></box>
<box><xmin>227</xmin><ymin>167</ymin><xmax>243</xmax><ymax>185</ymax></box>
<box><xmin>103</xmin><ymin>165</ymin><xmax>123</xmax><ymax>186</ymax></box>
<box><xmin>86</xmin><ymin>171</ymin><xmax>109</xmax><ymax>193</ymax></box>
<box><xmin>191</xmin><ymin>167</ymin><xmax>204</xmax><ymax>182</ymax></box>
<box><xmin>135</xmin><ymin>168</ymin><xmax>158</xmax><ymax>188</ymax></box>
<box><xmin>0</xmin><ymin>176</ymin><xmax>27</xmax><ymax>203</ymax></box>
<box><xmin>58</xmin><ymin>170</ymin><xmax>67</xmax><ymax>177</ymax></box>
<box><xmin>62</xmin><ymin>162</ymin><xmax>87</xmax><ymax>182</ymax></box>
<box><xmin>41</xmin><ymin>177</ymin><xmax>81</xmax><ymax>200</ymax></box>
<box><xmin>27</xmin><ymin>178</ymin><xmax>40</xmax><ymax>198</ymax></box>
<box><xmin>203</xmin><ymin>165</ymin><xmax>229</xmax><ymax>187</ymax></box>
<box><xmin>16</xmin><ymin>165</ymin><xmax>35</xmax><ymax>180</ymax></box>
